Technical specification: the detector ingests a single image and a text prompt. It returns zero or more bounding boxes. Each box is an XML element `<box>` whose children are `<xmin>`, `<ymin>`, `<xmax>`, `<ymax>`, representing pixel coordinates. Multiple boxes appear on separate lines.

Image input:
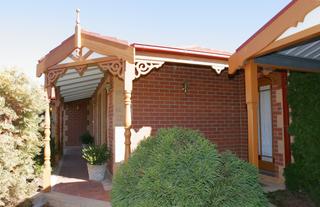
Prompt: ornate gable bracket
<box><xmin>45</xmin><ymin>64</ymin><xmax>88</xmax><ymax>87</ymax></box>
<box><xmin>134</xmin><ymin>60</ymin><xmax>165</xmax><ymax>79</ymax></box>
<box><xmin>211</xmin><ymin>63</ymin><xmax>227</xmax><ymax>74</ymax></box>
<box><xmin>74</xmin><ymin>65</ymin><xmax>88</xmax><ymax>76</ymax></box>
<box><xmin>98</xmin><ymin>59</ymin><xmax>165</xmax><ymax>80</ymax></box>
<box><xmin>46</xmin><ymin>68</ymin><xmax>67</xmax><ymax>87</ymax></box>
<box><xmin>98</xmin><ymin>59</ymin><xmax>125</xmax><ymax>79</ymax></box>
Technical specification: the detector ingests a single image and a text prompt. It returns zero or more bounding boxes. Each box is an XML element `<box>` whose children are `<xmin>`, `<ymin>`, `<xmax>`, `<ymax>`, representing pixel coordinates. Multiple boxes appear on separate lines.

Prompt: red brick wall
<box><xmin>132</xmin><ymin>64</ymin><xmax>248</xmax><ymax>160</ymax></box>
<box><xmin>270</xmin><ymin>72</ymin><xmax>285</xmax><ymax>177</ymax></box>
<box><xmin>65</xmin><ymin>99</ymin><xmax>89</xmax><ymax>146</ymax></box>
<box><xmin>107</xmin><ymin>77</ymin><xmax>114</xmax><ymax>173</ymax></box>
<box><xmin>239</xmin><ymin>71</ymin><xmax>248</xmax><ymax>160</ymax></box>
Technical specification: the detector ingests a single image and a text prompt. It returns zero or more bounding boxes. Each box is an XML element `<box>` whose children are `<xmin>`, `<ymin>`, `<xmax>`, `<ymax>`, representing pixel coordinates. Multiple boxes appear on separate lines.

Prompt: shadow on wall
<box><xmin>114</xmin><ymin>126</ymin><xmax>152</xmax><ymax>163</ymax></box>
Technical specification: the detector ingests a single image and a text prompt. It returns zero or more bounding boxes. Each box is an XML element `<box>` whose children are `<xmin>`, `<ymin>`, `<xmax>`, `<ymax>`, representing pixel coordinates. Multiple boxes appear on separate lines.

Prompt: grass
<box><xmin>268</xmin><ymin>190</ymin><xmax>316</xmax><ymax>207</ymax></box>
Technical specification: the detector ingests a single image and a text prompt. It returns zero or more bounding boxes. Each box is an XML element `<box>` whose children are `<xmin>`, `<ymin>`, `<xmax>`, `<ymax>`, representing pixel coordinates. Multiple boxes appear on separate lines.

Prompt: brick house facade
<box><xmin>39</xmin><ymin>1</ymin><xmax>319</xmax><ymax>189</ymax></box>
<box><xmin>39</xmin><ymin>27</ymin><xmax>290</xmax><ymax>183</ymax></box>
<box><xmin>56</xmin><ymin>63</ymin><xmax>288</xmax><ymax>180</ymax></box>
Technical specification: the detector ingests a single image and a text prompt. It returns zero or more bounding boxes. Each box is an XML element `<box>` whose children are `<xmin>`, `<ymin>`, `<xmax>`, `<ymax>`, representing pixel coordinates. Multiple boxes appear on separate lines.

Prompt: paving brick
<box><xmin>53</xmin><ymin>148</ymin><xmax>110</xmax><ymax>202</ymax></box>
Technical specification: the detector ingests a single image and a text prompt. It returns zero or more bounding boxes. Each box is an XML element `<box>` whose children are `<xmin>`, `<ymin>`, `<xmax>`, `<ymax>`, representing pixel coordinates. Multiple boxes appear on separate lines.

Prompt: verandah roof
<box><xmin>56</xmin><ymin>67</ymin><xmax>104</xmax><ymax>102</ymax></box>
<box><xmin>36</xmin><ymin>29</ymin><xmax>135</xmax><ymax>77</ymax></box>
<box><xmin>229</xmin><ymin>0</ymin><xmax>320</xmax><ymax>73</ymax></box>
<box><xmin>37</xmin><ymin>12</ymin><xmax>230</xmax><ymax>103</ymax></box>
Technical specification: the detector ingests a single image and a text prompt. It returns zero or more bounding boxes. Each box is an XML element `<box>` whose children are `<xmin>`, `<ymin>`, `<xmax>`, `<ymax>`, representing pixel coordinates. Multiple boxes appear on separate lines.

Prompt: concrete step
<box><xmin>40</xmin><ymin>191</ymin><xmax>111</xmax><ymax>207</ymax></box>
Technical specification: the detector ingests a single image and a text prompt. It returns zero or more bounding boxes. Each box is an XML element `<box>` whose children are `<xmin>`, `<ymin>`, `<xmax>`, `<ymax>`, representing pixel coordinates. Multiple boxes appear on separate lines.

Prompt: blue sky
<box><xmin>0</xmin><ymin>0</ymin><xmax>290</xmax><ymax>84</ymax></box>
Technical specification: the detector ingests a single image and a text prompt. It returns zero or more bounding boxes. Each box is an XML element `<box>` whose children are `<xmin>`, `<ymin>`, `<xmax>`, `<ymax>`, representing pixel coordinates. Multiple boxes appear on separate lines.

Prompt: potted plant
<box><xmin>82</xmin><ymin>144</ymin><xmax>111</xmax><ymax>181</ymax></box>
<box><xmin>80</xmin><ymin>131</ymin><xmax>94</xmax><ymax>148</ymax></box>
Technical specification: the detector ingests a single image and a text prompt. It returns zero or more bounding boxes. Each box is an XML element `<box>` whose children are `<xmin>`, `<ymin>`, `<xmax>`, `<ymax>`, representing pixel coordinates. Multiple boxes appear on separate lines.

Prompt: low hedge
<box><xmin>112</xmin><ymin>128</ymin><xmax>267</xmax><ymax>207</ymax></box>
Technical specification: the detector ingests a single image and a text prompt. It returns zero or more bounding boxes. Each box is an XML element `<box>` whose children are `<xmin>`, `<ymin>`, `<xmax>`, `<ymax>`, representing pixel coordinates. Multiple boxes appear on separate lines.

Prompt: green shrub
<box><xmin>284</xmin><ymin>72</ymin><xmax>320</xmax><ymax>205</ymax></box>
<box><xmin>0</xmin><ymin>70</ymin><xmax>46</xmax><ymax>206</ymax></box>
<box><xmin>80</xmin><ymin>131</ymin><xmax>94</xmax><ymax>145</ymax></box>
<box><xmin>34</xmin><ymin>134</ymin><xmax>56</xmax><ymax>174</ymax></box>
<box><xmin>112</xmin><ymin>128</ymin><xmax>267</xmax><ymax>207</ymax></box>
<box><xmin>82</xmin><ymin>144</ymin><xmax>111</xmax><ymax>165</ymax></box>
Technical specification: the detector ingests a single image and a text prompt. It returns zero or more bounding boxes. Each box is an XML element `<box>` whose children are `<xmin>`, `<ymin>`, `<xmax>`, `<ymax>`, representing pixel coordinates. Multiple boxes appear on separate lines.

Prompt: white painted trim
<box><xmin>135</xmin><ymin>55</ymin><xmax>228</xmax><ymax>74</ymax></box>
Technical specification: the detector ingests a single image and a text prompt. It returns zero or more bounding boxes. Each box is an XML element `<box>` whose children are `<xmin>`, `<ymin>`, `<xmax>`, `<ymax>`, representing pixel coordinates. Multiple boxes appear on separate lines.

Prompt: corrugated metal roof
<box><xmin>57</xmin><ymin>67</ymin><xmax>104</xmax><ymax>102</ymax></box>
<box><xmin>278</xmin><ymin>38</ymin><xmax>320</xmax><ymax>60</ymax></box>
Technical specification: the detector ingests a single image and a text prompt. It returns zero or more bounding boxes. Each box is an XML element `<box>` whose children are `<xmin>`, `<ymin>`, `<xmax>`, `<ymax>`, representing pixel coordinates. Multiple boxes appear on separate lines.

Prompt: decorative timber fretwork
<box><xmin>98</xmin><ymin>59</ymin><xmax>125</xmax><ymax>79</ymax></box>
<box><xmin>211</xmin><ymin>63</ymin><xmax>227</xmax><ymax>74</ymax></box>
<box><xmin>74</xmin><ymin>65</ymin><xmax>88</xmax><ymax>76</ymax></box>
<box><xmin>68</xmin><ymin>50</ymin><xmax>93</xmax><ymax>62</ymax></box>
<box><xmin>46</xmin><ymin>68</ymin><xmax>67</xmax><ymax>87</ymax></box>
<box><xmin>45</xmin><ymin>48</ymin><xmax>97</xmax><ymax>86</ymax></box>
<box><xmin>98</xmin><ymin>59</ymin><xmax>165</xmax><ymax>80</ymax></box>
<box><xmin>45</xmin><ymin>59</ymin><xmax>165</xmax><ymax>87</ymax></box>
<box><xmin>134</xmin><ymin>60</ymin><xmax>164</xmax><ymax>79</ymax></box>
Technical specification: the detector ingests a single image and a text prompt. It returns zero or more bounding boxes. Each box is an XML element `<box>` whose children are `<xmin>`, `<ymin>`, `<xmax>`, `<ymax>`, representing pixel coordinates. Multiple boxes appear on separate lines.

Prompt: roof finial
<box><xmin>76</xmin><ymin>8</ymin><xmax>80</xmax><ymax>25</ymax></box>
<box><xmin>75</xmin><ymin>8</ymin><xmax>82</xmax><ymax>57</ymax></box>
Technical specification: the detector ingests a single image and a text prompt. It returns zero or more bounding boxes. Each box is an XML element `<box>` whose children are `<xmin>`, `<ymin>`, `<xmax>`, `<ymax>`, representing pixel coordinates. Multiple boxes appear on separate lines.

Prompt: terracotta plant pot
<box><xmin>87</xmin><ymin>163</ymin><xmax>106</xmax><ymax>181</ymax></box>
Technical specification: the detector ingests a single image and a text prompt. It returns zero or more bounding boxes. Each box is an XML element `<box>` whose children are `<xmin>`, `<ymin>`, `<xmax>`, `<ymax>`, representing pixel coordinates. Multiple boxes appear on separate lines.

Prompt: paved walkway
<box><xmin>51</xmin><ymin>147</ymin><xmax>111</xmax><ymax>202</ymax></box>
<box><xmin>260</xmin><ymin>174</ymin><xmax>286</xmax><ymax>192</ymax></box>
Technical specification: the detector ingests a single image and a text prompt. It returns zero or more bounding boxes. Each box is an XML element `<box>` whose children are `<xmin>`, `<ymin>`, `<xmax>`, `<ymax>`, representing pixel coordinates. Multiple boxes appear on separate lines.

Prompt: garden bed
<box><xmin>268</xmin><ymin>190</ymin><xmax>316</xmax><ymax>207</ymax></box>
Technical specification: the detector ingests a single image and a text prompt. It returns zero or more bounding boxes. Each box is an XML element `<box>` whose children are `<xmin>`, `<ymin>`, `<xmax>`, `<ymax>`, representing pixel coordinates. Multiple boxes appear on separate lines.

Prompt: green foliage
<box><xmin>267</xmin><ymin>190</ymin><xmax>316</xmax><ymax>207</ymax></box>
<box><xmin>82</xmin><ymin>144</ymin><xmax>111</xmax><ymax>165</ymax></box>
<box><xmin>112</xmin><ymin>128</ymin><xmax>267</xmax><ymax>207</ymax></box>
<box><xmin>0</xmin><ymin>69</ymin><xmax>46</xmax><ymax>206</ymax></box>
<box><xmin>80</xmin><ymin>131</ymin><xmax>94</xmax><ymax>145</ymax></box>
<box><xmin>284</xmin><ymin>72</ymin><xmax>320</xmax><ymax>205</ymax></box>
<box><xmin>34</xmin><ymin>133</ymin><xmax>56</xmax><ymax>174</ymax></box>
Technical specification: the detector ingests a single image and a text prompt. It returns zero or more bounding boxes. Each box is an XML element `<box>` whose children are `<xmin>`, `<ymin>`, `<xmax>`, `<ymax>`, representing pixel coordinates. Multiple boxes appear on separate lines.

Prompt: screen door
<box><xmin>258</xmin><ymin>84</ymin><xmax>274</xmax><ymax>169</ymax></box>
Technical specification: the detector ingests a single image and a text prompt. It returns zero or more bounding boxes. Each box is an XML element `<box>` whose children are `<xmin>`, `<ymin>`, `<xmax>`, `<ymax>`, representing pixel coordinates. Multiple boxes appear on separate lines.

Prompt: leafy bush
<box><xmin>82</xmin><ymin>144</ymin><xmax>111</xmax><ymax>165</ymax></box>
<box><xmin>34</xmin><ymin>134</ymin><xmax>56</xmax><ymax>174</ymax></box>
<box><xmin>0</xmin><ymin>70</ymin><xmax>46</xmax><ymax>206</ymax></box>
<box><xmin>284</xmin><ymin>72</ymin><xmax>320</xmax><ymax>205</ymax></box>
<box><xmin>80</xmin><ymin>131</ymin><xmax>94</xmax><ymax>145</ymax></box>
<box><xmin>112</xmin><ymin>128</ymin><xmax>267</xmax><ymax>207</ymax></box>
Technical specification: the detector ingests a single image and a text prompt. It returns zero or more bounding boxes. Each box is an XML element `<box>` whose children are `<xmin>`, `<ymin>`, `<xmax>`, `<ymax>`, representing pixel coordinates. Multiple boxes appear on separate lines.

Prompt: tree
<box><xmin>0</xmin><ymin>69</ymin><xmax>46</xmax><ymax>206</ymax></box>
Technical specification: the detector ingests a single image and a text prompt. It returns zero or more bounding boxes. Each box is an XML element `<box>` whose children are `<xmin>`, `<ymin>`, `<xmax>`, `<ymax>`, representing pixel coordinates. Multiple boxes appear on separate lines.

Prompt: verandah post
<box><xmin>244</xmin><ymin>59</ymin><xmax>259</xmax><ymax>167</ymax></box>
<box><xmin>43</xmin><ymin>86</ymin><xmax>51</xmax><ymax>192</ymax></box>
<box><xmin>123</xmin><ymin>62</ymin><xmax>135</xmax><ymax>161</ymax></box>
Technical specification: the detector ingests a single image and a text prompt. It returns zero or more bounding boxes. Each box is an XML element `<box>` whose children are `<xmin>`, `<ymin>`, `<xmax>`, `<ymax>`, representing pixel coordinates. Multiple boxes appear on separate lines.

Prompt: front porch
<box><xmin>34</xmin><ymin>146</ymin><xmax>112</xmax><ymax>206</ymax></box>
<box><xmin>52</xmin><ymin>147</ymin><xmax>112</xmax><ymax>201</ymax></box>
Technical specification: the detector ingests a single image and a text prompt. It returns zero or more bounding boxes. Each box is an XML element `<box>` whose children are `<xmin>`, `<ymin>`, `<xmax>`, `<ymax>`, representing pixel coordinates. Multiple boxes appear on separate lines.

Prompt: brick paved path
<box><xmin>52</xmin><ymin>147</ymin><xmax>111</xmax><ymax>202</ymax></box>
